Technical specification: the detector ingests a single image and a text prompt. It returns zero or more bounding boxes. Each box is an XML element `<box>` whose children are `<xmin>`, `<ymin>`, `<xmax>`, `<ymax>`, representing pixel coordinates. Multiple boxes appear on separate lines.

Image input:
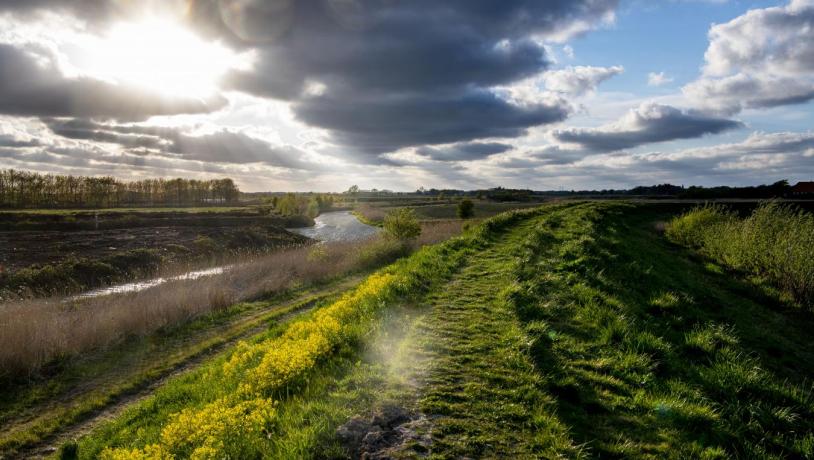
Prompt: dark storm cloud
<box><xmin>0</xmin><ymin>44</ymin><xmax>226</xmax><ymax>119</ymax></box>
<box><xmin>553</xmin><ymin>103</ymin><xmax>743</xmax><ymax>153</ymax></box>
<box><xmin>168</xmin><ymin>131</ymin><xmax>317</xmax><ymax>170</ymax></box>
<box><xmin>47</xmin><ymin>119</ymin><xmax>166</xmax><ymax>149</ymax></box>
<box><xmin>296</xmin><ymin>91</ymin><xmax>570</xmax><ymax>154</ymax></box>
<box><xmin>0</xmin><ymin>0</ymin><xmax>622</xmax><ymax>170</ymax></box>
<box><xmin>45</xmin><ymin>119</ymin><xmax>318</xmax><ymax>170</ymax></box>
<box><xmin>0</xmin><ymin>0</ymin><xmax>620</xmax><ymax>156</ymax></box>
<box><xmin>0</xmin><ymin>134</ymin><xmax>40</xmax><ymax>147</ymax></box>
<box><xmin>415</xmin><ymin>142</ymin><xmax>512</xmax><ymax>162</ymax></box>
<box><xmin>193</xmin><ymin>0</ymin><xmax>618</xmax><ymax>153</ymax></box>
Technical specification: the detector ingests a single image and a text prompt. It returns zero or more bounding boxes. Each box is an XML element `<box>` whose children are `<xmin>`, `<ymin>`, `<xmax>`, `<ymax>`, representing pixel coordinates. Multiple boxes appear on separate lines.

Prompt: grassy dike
<box><xmin>507</xmin><ymin>202</ymin><xmax>814</xmax><ymax>458</ymax></box>
<box><xmin>72</xmin><ymin>205</ymin><xmax>552</xmax><ymax>458</ymax></box>
<box><xmin>256</xmin><ymin>201</ymin><xmax>814</xmax><ymax>459</ymax></box>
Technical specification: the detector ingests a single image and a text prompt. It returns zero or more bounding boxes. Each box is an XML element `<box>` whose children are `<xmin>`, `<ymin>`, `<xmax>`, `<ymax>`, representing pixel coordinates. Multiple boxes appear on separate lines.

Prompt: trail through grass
<box><xmin>409</xmin><ymin>214</ymin><xmax>579</xmax><ymax>458</ymax></box>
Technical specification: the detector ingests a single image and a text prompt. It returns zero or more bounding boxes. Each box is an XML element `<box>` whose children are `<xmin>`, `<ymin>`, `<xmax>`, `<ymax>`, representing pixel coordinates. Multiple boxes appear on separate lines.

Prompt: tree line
<box><xmin>266</xmin><ymin>193</ymin><xmax>335</xmax><ymax>217</ymax></box>
<box><xmin>0</xmin><ymin>169</ymin><xmax>240</xmax><ymax>209</ymax></box>
<box><xmin>412</xmin><ymin>181</ymin><xmax>796</xmax><ymax>201</ymax></box>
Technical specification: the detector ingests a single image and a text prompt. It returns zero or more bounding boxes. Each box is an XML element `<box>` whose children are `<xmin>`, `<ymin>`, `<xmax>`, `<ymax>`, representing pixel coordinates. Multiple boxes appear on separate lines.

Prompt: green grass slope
<box><xmin>508</xmin><ymin>202</ymin><xmax>814</xmax><ymax>458</ymax></box>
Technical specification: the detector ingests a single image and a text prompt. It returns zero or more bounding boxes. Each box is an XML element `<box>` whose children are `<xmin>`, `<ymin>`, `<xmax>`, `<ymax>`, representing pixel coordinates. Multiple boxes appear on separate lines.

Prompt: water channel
<box><xmin>72</xmin><ymin>211</ymin><xmax>377</xmax><ymax>299</ymax></box>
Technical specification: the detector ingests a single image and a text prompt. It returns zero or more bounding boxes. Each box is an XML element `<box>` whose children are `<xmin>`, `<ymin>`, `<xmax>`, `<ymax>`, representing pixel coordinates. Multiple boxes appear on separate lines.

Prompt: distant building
<box><xmin>790</xmin><ymin>182</ymin><xmax>814</xmax><ymax>196</ymax></box>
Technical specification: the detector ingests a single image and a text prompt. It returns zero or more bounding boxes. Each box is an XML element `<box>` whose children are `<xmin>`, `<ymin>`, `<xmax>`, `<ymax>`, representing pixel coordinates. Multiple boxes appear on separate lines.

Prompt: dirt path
<box><xmin>4</xmin><ymin>277</ymin><xmax>363</xmax><ymax>459</ymax></box>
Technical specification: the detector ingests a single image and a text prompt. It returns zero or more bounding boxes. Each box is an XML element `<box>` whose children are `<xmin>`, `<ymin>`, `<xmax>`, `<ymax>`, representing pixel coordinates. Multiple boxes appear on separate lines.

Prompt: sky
<box><xmin>0</xmin><ymin>0</ymin><xmax>812</xmax><ymax>192</ymax></box>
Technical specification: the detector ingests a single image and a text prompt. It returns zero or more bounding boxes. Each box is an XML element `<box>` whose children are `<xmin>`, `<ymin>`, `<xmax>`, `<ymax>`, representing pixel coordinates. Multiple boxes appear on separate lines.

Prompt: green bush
<box><xmin>8</xmin><ymin>264</ymin><xmax>78</xmax><ymax>295</ymax></box>
<box><xmin>306</xmin><ymin>197</ymin><xmax>320</xmax><ymax>218</ymax></box>
<box><xmin>457</xmin><ymin>199</ymin><xmax>475</xmax><ymax>219</ymax></box>
<box><xmin>667</xmin><ymin>202</ymin><xmax>814</xmax><ymax>308</ymax></box>
<box><xmin>664</xmin><ymin>204</ymin><xmax>734</xmax><ymax>248</ymax></box>
<box><xmin>383</xmin><ymin>208</ymin><xmax>421</xmax><ymax>241</ymax></box>
<box><xmin>105</xmin><ymin>249</ymin><xmax>162</xmax><ymax>273</ymax></box>
<box><xmin>226</xmin><ymin>227</ymin><xmax>271</xmax><ymax>250</ymax></box>
<box><xmin>193</xmin><ymin>235</ymin><xmax>219</xmax><ymax>253</ymax></box>
<box><xmin>68</xmin><ymin>259</ymin><xmax>119</xmax><ymax>287</ymax></box>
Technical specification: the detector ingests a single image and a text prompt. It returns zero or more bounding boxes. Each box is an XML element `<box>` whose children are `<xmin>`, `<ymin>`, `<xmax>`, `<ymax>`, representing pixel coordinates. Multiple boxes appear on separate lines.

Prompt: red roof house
<box><xmin>791</xmin><ymin>182</ymin><xmax>814</xmax><ymax>195</ymax></box>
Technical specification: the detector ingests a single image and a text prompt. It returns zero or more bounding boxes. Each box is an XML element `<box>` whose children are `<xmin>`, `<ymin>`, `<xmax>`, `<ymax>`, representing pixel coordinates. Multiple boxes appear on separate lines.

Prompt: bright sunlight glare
<box><xmin>82</xmin><ymin>18</ymin><xmax>249</xmax><ymax>98</ymax></box>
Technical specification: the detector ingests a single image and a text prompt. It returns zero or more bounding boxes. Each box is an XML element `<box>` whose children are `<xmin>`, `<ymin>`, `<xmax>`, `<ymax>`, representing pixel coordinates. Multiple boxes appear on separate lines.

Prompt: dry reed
<box><xmin>0</xmin><ymin>221</ymin><xmax>462</xmax><ymax>380</ymax></box>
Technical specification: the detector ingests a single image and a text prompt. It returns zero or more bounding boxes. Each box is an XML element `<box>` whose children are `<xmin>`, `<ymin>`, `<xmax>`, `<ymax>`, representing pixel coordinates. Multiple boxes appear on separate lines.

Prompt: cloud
<box><xmin>295</xmin><ymin>90</ymin><xmax>570</xmax><ymax>155</ymax></box>
<box><xmin>0</xmin><ymin>0</ymin><xmax>186</xmax><ymax>27</ymax></box>
<box><xmin>46</xmin><ymin>119</ymin><xmax>167</xmax><ymax>149</ymax></box>
<box><xmin>0</xmin><ymin>134</ymin><xmax>40</xmax><ymax>148</ymax></box>
<box><xmin>415</xmin><ymin>142</ymin><xmax>512</xmax><ymax>162</ymax></box>
<box><xmin>684</xmin><ymin>73</ymin><xmax>814</xmax><ymax>115</ymax></box>
<box><xmin>545</xmin><ymin>66</ymin><xmax>624</xmax><ymax>96</ymax></box>
<box><xmin>168</xmin><ymin>131</ymin><xmax>317</xmax><ymax>170</ymax></box>
<box><xmin>475</xmin><ymin>130</ymin><xmax>814</xmax><ymax>190</ymax></box>
<box><xmin>640</xmin><ymin>131</ymin><xmax>814</xmax><ymax>162</ymax></box>
<box><xmin>702</xmin><ymin>0</ymin><xmax>814</xmax><ymax>77</ymax></box>
<box><xmin>195</xmin><ymin>0</ymin><xmax>619</xmax><ymax>154</ymax></box>
<box><xmin>0</xmin><ymin>0</ymin><xmax>620</xmax><ymax>161</ymax></box>
<box><xmin>552</xmin><ymin>102</ymin><xmax>743</xmax><ymax>152</ymax></box>
<box><xmin>685</xmin><ymin>0</ymin><xmax>814</xmax><ymax>114</ymax></box>
<box><xmin>647</xmin><ymin>72</ymin><xmax>674</xmax><ymax>87</ymax></box>
<box><xmin>44</xmin><ymin>119</ymin><xmax>319</xmax><ymax>170</ymax></box>
<box><xmin>0</xmin><ymin>44</ymin><xmax>226</xmax><ymax>119</ymax></box>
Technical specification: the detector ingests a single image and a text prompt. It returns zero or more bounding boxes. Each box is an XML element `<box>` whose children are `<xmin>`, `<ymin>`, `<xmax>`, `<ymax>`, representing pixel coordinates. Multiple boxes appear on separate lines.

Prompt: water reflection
<box><xmin>287</xmin><ymin>210</ymin><xmax>379</xmax><ymax>242</ymax></box>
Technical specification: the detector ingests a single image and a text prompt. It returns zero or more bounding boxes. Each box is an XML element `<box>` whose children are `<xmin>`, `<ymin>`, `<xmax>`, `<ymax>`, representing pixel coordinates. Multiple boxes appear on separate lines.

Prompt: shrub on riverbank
<box><xmin>383</xmin><ymin>208</ymin><xmax>421</xmax><ymax>240</ymax></box>
<box><xmin>457</xmin><ymin>199</ymin><xmax>475</xmax><ymax>219</ymax></box>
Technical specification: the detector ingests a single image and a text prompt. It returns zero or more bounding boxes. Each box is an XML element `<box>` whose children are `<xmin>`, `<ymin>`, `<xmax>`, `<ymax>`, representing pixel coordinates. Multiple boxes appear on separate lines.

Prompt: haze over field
<box><xmin>0</xmin><ymin>0</ymin><xmax>813</xmax><ymax>192</ymax></box>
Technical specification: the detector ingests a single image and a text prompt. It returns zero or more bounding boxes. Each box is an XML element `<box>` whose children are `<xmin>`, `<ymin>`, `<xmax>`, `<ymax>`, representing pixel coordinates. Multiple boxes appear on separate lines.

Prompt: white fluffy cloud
<box><xmin>685</xmin><ymin>0</ymin><xmax>814</xmax><ymax>114</ymax></box>
<box><xmin>552</xmin><ymin>102</ymin><xmax>742</xmax><ymax>153</ymax></box>
<box><xmin>544</xmin><ymin>66</ymin><xmax>624</xmax><ymax>96</ymax></box>
<box><xmin>647</xmin><ymin>72</ymin><xmax>673</xmax><ymax>87</ymax></box>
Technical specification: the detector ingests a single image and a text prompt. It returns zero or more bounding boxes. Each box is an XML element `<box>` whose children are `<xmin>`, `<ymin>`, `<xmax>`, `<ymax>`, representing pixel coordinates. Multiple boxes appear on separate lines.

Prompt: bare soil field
<box><xmin>0</xmin><ymin>225</ymin><xmax>304</xmax><ymax>272</ymax></box>
<box><xmin>0</xmin><ymin>208</ymin><xmax>313</xmax><ymax>297</ymax></box>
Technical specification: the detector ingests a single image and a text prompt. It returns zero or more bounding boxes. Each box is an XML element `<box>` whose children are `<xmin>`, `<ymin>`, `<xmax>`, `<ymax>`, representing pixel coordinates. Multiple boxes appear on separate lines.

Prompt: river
<box><xmin>286</xmin><ymin>210</ymin><xmax>379</xmax><ymax>242</ymax></box>
<box><xmin>71</xmin><ymin>211</ymin><xmax>377</xmax><ymax>299</ymax></box>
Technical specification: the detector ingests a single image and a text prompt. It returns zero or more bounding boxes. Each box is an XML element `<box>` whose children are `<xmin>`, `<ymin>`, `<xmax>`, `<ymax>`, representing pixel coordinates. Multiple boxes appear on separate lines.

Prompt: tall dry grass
<box><xmin>0</xmin><ymin>221</ymin><xmax>462</xmax><ymax>381</ymax></box>
<box><xmin>666</xmin><ymin>202</ymin><xmax>814</xmax><ymax>308</ymax></box>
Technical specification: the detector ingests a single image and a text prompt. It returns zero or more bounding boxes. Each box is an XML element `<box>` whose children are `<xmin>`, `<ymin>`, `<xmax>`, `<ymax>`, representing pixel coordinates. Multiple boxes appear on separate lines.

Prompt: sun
<box><xmin>82</xmin><ymin>18</ymin><xmax>249</xmax><ymax>98</ymax></box>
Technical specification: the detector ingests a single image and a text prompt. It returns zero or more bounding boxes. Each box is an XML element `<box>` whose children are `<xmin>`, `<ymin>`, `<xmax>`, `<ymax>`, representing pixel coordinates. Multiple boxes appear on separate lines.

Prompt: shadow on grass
<box><xmin>510</xmin><ymin>203</ymin><xmax>814</xmax><ymax>458</ymax></box>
